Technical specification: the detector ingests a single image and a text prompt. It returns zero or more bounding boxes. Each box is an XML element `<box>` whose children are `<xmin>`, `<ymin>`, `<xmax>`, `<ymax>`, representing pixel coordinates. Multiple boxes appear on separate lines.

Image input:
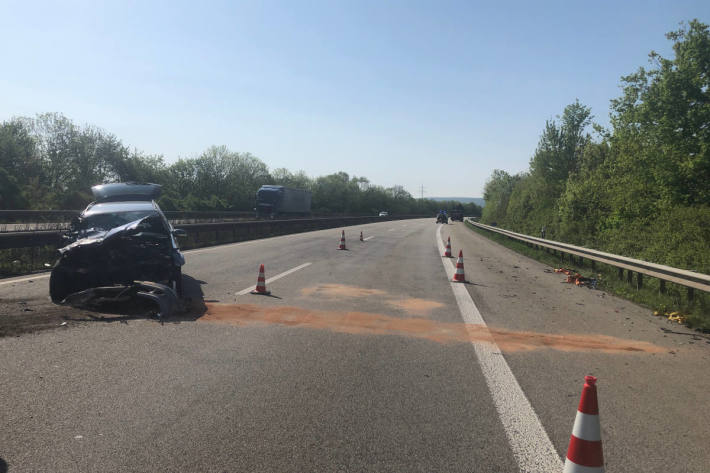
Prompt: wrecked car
<box><xmin>49</xmin><ymin>183</ymin><xmax>186</xmax><ymax>316</ymax></box>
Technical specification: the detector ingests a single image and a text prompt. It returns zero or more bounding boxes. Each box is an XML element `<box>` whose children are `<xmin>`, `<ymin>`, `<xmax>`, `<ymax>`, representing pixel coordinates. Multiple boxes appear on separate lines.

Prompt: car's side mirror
<box><xmin>172</xmin><ymin>228</ymin><xmax>187</xmax><ymax>237</ymax></box>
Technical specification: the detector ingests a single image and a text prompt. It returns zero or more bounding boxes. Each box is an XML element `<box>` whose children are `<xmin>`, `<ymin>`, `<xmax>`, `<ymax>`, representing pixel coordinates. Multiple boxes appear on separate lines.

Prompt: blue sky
<box><xmin>1</xmin><ymin>1</ymin><xmax>709</xmax><ymax>197</ymax></box>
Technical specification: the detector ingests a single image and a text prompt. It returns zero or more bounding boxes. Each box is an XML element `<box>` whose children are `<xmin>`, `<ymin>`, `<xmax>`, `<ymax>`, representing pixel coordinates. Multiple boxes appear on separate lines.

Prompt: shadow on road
<box><xmin>0</xmin><ymin>457</ymin><xmax>8</xmax><ymax>473</ymax></box>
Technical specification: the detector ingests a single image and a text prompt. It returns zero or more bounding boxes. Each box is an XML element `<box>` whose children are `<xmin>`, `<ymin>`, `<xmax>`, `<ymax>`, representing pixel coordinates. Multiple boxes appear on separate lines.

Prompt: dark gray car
<box><xmin>49</xmin><ymin>183</ymin><xmax>186</xmax><ymax>302</ymax></box>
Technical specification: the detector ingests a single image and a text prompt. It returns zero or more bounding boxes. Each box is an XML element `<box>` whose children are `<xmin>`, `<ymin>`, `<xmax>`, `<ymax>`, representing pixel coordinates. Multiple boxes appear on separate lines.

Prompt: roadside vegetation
<box><xmin>0</xmin><ymin>117</ymin><xmax>481</xmax><ymax>218</ymax></box>
<box><xmin>465</xmin><ymin>221</ymin><xmax>709</xmax><ymax>330</ymax></box>
<box><xmin>478</xmin><ymin>20</ymin><xmax>710</xmax><ymax>329</ymax></box>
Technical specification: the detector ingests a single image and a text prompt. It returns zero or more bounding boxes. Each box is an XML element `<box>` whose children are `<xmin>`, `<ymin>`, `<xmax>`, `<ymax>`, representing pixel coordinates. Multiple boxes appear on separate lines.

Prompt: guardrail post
<box><xmin>688</xmin><ymin>287</ymin><xmax>694</xmax><ymax>303</ymax></box>
<box><xmin>637</xmin><ymin>273</ymin><xmax>643</xmax><ymax>290</ymax></box>
<box><xmin>659</xmin><ymin>280</ymin><xmax>666</xmax><ymax>294</ymax></box>
<box><xmin>618</xmin><ymin>267</ymin><xmax>623</xmax><ymax>280</ymax></box>
<box><xmin>591</xmin><ymin>260</ymin><xmax>595</xmax><ymax>270</ymax></box>
<box><xmin>627</xmin><ymin>270</ymin><xmax>633</xmax><ymax>285</ymax></box>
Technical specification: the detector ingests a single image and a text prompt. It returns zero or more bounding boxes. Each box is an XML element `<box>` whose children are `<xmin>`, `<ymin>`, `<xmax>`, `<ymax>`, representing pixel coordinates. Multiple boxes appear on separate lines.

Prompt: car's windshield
<box><xmin>79</xmin><ymin>210</ymin><xmax>159</xmax><ymax>231</ymax></box>
<box><xmin>257</xmin><ymin>189</ymin><xmax>281</xmax><ymax>204</ymax></box>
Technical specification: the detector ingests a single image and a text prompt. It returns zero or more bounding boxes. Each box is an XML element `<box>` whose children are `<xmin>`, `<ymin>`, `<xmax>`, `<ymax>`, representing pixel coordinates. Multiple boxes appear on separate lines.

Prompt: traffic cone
<box><xmin>452</xmin><ymin>250</ymin><xmax>465</xmax><ymax>282</ymax></box>
<box><xmin>564</xmin><ymin>375</ymin><xmax>604</xmax><ymax>472</ymax></box>
<box><xmin>443</xmin><ymin>237</ymin><xmax>452</xmax><ymax>257</ymax></box>
<box><xmin>360</xmin><ymin>231</ymin><xmax>364</xmax><ymax>242</ymax></box>
<box><xmin>250</xmin><ymin>264</ymin><xmax>271</xmax><ymax>295</ymax></box>
<box><xmin>338</xmin><ymin>230</ymin><xmax>347</xmax><ymax>250</ymax></box>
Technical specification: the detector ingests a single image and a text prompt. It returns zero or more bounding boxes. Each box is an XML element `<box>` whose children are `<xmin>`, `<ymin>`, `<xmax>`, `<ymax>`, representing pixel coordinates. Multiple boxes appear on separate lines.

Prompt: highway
<box><xmin>1</xmin><ymin>219</ymin><xmax>709</xmax><ymax>472</ymax></box>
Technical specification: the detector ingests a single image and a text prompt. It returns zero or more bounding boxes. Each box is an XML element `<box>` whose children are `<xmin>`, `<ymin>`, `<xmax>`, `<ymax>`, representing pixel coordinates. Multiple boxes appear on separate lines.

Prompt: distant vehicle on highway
<box><xmin>449</xmin><ymin>209</ymin><xmax>464</xmax><ymax>222</ymax></box>
<box><xmin>378</xmin><ymin>211</ymin><xmax>389</xmax><ymax>217</ymax></box>
<box><xmin>256</xmin><ymin>185</ymin><xmax>311</xmax><ymax>219</ymax></box>
<box><xmin>49</xmin><ymin>182</ymin><xmax>186</xmax><ymax>302</ymax></box>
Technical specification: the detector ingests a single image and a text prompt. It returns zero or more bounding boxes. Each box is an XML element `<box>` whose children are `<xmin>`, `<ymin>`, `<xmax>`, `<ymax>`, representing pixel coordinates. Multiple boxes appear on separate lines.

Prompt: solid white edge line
<box><xmin>436</xmin><ymin>226</ymin><xmax>562</xmax><ymax>472</ymax></box>
<box><xmin>0</xmin><ymin>274</ymin><xmax>50</xmax><ymax>286</ymax></box>
<box><xmin>235</xmin><ymin>262</ymin><xmax>312</xmax><ymax>296</ymax></box>
<box><xmin>363</xmin><ymin>236</ymin><xmax>374</xmax><ymax>241</ymax></box>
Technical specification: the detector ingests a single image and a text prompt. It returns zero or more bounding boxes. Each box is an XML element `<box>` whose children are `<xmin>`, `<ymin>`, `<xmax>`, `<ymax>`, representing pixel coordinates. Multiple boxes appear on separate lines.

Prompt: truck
<box><xmin>449</xmin><ymin>209</ymin><xmax>464</xmax><ymax>222</ymax></box>
<box><xmin>255</xmin><ymin>185</ymin><xmax>312</xmax><ymax>219</ymax></box>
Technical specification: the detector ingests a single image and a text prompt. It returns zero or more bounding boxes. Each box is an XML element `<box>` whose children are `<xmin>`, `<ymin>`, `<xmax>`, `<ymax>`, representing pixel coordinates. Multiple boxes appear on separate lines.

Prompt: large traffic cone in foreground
<box><xmin>250</xmin><ymin>264</ymin><xmax>271</xmax><ymax>295</ymax></box>
<box><xmin>452</xmin><ymin>250</ymin><xmax>465</xmax><ymax>282</ymax></box>
<box><xmin>564</xmin><ymin>375</ymin><xmax>604</xmax><ymax>472</ymax></box>
<box><xmin>443</xmin><ymin>237</ymin><xmax>452</xmax><ymax>257</ymax></box>
<box><xmin>338</xmin><ymin>230</ymin><xmax>347</xmax><ymax>250</ymax></box>
<box><xmin>360</xmin><ymin>231</ymin><xmax>364</xmax><ymax>242</ymax></box>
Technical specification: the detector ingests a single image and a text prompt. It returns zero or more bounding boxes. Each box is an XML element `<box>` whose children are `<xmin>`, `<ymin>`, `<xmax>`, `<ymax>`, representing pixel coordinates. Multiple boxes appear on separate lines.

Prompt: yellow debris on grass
<box><xmin>653</xmin><ymin>310</ymin><xmax>687</xmax><ymax>324</ymax></box>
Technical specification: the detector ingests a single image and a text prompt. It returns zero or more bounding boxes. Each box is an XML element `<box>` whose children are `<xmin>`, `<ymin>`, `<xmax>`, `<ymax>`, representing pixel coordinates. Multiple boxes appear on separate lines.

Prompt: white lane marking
<box><xmin>0</xmin><ymin>274</ymin><xmax>50</xmax><ymax>286</ymax></box>
<box><xmin>235</xmin><ymin>262</ymin><xmax>312</xmax><ymax>296</ymax></box>
<box><xmin>387</xmin><ymin>228</ymin><xmax>395</xmax><ymax>232</ymax></box>
<box><xmin>363</xmin><ymin>236</ymin><xmax>374</xmax><ymax>241</ymax></box>
<box><xmin>436</xmin><ymin>225</ymin><xmax>562</xmax><ymax>472</ymax></box>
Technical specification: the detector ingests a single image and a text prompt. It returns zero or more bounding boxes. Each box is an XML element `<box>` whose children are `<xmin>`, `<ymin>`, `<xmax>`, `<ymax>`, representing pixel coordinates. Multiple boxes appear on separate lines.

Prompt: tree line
<box><xmin>481</xmin><ymin>20</ymin><xmax>710</xmax><ymax>274</ymax></box>
<box><xmin>0</xmin><ymin>115</ymin><xmax>481</xmax><ymax>217</ymax></box>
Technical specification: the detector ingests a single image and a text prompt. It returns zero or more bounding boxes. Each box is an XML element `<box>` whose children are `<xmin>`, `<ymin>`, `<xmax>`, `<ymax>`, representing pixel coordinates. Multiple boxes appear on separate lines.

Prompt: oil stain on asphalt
<box><xmin>200</xmin><ymin>303</ymin><xmax>664</xmax><ymax>354</ymax></box>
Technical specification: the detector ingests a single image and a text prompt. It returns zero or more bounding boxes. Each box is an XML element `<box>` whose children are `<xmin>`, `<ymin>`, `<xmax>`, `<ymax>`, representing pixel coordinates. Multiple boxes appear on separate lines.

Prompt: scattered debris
<box><xmin>653</xmin><ymin>310</ymin><xmax>687</xmax><ymax>324</ymax></box>
<box><xmin>59</xmin><ymin>281</ymin><xmax>179</xmax><ymax>321</ymax></box>
<box><xmin>554</xmin><ymin>268</ymin><xmax>598</xmax><ymax>289</ymax></box>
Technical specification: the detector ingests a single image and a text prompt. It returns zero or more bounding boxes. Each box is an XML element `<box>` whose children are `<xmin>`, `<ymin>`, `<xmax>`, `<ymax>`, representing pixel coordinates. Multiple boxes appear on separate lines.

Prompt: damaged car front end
<box><xmin>49</xmin><ymin>184</ymin><xmax>186</xmax><ymax>319</ymax></box>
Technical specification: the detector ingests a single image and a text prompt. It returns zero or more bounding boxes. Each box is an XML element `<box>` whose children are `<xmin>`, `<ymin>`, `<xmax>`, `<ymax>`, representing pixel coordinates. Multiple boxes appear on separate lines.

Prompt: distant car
<box><xmin>378</xmin><ymin>211</ymin><xmax>389</xmax><ymax>217</ymax></box>
<box><xmin>49</xmin><ymin>182</ymin><xmax>186</xmax><ymax>302</ymax></box>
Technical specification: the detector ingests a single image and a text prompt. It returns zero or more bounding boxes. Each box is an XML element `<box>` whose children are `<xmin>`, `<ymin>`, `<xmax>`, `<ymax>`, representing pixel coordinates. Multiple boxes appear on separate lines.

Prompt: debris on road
<box><xmin>60</xmin><ymin>281</ymin><xmax>179</xmax><ymax>321</ymax></box>
<box><xmin>554</xmin><ymin>268</ymin><xmax>598</xmax><ymax>289</ymax></box>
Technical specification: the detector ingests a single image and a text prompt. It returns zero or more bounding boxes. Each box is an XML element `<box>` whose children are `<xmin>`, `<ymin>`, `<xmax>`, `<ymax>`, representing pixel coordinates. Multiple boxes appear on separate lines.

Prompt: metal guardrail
<box><xmin>0</xmin><ymin>210</ymin><xmax>386</xmax><ymax>231</ymax></box>
<box><xmin>465</xmin><ymin>219</ymin><xmax>710</xmax><ymax>295</ymax></box>
<box><xmin>0</xmin><ymin>215</ymin><xmax>427</xmax><ymax>251</ymax></box>
<box><xmin>0</xmin><ymin>209</ymin><xmax>375</xmax><ymax>222</ymax></box>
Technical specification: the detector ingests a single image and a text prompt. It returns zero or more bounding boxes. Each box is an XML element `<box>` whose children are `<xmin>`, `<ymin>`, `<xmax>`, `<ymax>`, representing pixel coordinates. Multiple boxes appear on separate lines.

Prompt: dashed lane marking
<box><xmin>363</xmin><ymin>236</ymin><xmax>374</xmax><ymax>241</ymax></box>
<box><xmin>235</xmin><ymin>262</ymin><xmax>312</xmax><ymax>296</ymax></box>
<box><xmin>436</xmin><ymin>225</ymin><xmax>562</xmax><ymax>472</ymax></box>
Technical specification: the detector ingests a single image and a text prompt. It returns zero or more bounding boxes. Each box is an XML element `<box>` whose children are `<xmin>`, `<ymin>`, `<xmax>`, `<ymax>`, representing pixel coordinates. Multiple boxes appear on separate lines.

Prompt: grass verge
<box><xmin>464</xmin><ymin>221</ymin><xmax>710</xmax><ymax>331</ymax></box>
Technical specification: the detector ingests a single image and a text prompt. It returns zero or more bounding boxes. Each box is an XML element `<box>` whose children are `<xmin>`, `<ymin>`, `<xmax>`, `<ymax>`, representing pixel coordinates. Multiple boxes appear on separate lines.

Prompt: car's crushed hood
<box><xmin>59</xmin><ymin>215</ymin><xmax>165</xmax><ymax>254</ymax></box>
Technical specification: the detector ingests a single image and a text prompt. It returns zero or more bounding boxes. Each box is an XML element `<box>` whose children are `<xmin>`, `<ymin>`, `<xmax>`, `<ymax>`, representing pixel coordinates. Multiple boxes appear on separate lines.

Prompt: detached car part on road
<box><xmin>49</xmin><ymin>183</ymin><xmax>186</xmax><ymax>318</ymax></box>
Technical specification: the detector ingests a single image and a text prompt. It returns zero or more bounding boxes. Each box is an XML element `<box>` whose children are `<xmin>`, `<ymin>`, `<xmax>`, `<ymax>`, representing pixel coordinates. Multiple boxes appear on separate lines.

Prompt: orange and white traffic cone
<box><xmin>452</xmin><ymin>250</ymin><xmax>465</xmax><ymax>282</ymax></box>
<box><xmin>250</xmin><ymin>264</ymin><xmax>271</xmax><ymax>295</ymax></box>
<box><xmin>338</xmin><ymin>230</ymin><xmax>347</xmax><ymax>250</ymax></box>
<box><xmin>564</xmin><ymin>375</ymin><xmax>604</xmax><ymax>472</ymax></box>
<box><xmin>360</xmin><ymin>231</ymin><xmax>364</xmax><ymax>242</ymax></box>
<box><xmin>443</xmin><ymin>237</ymin><xmax>452</xmax><ymax>257</ymax></box>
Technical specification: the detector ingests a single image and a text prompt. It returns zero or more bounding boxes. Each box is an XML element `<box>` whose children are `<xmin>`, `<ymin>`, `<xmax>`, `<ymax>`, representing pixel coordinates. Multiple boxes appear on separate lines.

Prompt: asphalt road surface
<box><xmin>1</xmin><ymin>219</ymin><xmax>709</xmax><ymax>472</ymax></box>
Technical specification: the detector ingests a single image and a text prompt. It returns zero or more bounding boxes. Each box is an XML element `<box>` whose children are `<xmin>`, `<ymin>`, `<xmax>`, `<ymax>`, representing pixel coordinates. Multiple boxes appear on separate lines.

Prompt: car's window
<box><xmin>80</xmin><ymin>210</ymin><xmax>159</xmax><ymax>231</ymax></box>
<box><xmin>257</xmin><ymin>190</ymin><xmax>280</xmax><ymax>203</ymax></box>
